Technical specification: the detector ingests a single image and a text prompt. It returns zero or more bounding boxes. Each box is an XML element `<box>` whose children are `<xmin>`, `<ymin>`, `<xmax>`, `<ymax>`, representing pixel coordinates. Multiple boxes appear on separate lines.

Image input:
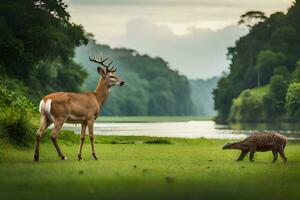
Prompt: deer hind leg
<box><xmin>88</xmin><ymin>120</ymin><xmax>98</xmax><ymax>160</ymax></box>
<box><xmin>34</xmin><ymin>114</ymin><xmax>51</xmax><ymax>161</ymax></box>
<box><xmin>77</xmin><ymin>123</ymin><xmax>87</xmax><ymax>160</ymax></box>
<box><xmin>50</xmin><ymin>119</ymin><xmax>66</xmax><ymax>160</ymax></box>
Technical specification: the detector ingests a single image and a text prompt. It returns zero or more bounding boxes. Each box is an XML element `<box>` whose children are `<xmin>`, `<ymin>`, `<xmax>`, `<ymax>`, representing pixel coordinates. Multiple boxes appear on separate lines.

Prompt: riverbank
<box><xmin>1</xmin><ymin>135</ymin><xmax>300</xmax><ymax>200</ymax></box>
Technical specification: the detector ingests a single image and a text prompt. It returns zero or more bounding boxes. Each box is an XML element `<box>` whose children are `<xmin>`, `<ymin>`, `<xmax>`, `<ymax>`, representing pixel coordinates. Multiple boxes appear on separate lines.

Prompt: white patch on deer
<box><xmin>39</xmin><ymin>99</ymin><xmax>54</xmax><ymax>121</ymax></box>
<box><xmin>39</xmin><ymin>100</ymin><xmax>44</xmax><ymax>113</ymax></box>
<box><xmin>45</xmin><ymin>99</ymin><xmax>52</xmax><ymax>114</ymax></box>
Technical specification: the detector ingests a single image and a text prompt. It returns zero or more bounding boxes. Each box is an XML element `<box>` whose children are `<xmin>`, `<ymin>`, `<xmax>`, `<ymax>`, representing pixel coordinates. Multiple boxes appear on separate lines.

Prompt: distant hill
<box><xmin>75</xmin><ymin>37</ymin><xmax>196</xmax><ymax>116</ymax></box>
<box><xmin>189</xmin><ymin>77</ymin><xmax>219</xmax><ymax>116</ymax></box>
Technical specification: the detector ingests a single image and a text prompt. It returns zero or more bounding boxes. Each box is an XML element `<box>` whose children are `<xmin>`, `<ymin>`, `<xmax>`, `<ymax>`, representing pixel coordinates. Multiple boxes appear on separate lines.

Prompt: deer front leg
<box><xmin>77</xmin><ymin>123</ymin><xmax>87</xmax><ymax>160</ymax></box>
<box><xmin>50</xmin><ymin>120</ymin><xmax>66</xmax><ymax>160</ymax></box>
<box><xmin>88</xmin><ymin>120</ymin><xmax>98</xmax><ymax>160</ymax></box>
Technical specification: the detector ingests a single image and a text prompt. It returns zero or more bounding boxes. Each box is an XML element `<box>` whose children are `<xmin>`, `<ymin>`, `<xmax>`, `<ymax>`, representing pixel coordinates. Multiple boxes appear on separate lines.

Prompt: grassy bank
<box><xmin>96</xmin><ymin>116</ymin><xmax>212</xmax><ymax>122</ymax></box>
<box><xmin>1</xmin><ymin>135</ymin><xmax>300</xmax><ymax>200</ymax></box>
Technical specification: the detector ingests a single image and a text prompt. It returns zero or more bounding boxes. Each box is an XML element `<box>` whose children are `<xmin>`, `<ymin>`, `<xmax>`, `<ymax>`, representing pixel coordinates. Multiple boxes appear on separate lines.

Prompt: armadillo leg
<box><xmin>236</xmin><ymin>149</ymin><xmax>248</xmax><ymax>161</ymax></box>
<box><xmin>272</xmin><ymin>150</ymin><xmax>278</xmax><ymax>162</ymax></box>
<box><xmin>279</xmin><ymin>150</ymin><xmax>287</xmax><ymax>163</ymax></box>
<box><xmin>249</xmin><ymin>148</ymin><xmax>256</xmax><ymax>161</ymax></box>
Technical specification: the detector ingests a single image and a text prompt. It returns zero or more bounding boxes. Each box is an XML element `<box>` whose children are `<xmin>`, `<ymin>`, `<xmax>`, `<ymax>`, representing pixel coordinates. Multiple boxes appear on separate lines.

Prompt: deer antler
<box><xmin>89</xmin><ymin>55</ymin><xmax>117</xmax><ymax>72</ymax></box>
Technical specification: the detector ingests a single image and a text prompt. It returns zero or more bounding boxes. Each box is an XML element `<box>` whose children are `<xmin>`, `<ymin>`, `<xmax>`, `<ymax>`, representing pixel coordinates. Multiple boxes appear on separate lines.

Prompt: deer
<box><xmin>34</xmin><ymin>55</ymin><xmax>124</xmax><ymax>161</ymax></box>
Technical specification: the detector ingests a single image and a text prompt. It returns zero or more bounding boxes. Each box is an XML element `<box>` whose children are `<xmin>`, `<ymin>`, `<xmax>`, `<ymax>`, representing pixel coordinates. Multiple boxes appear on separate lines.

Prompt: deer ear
<box><xmin>97</xmin><ymin>67</ymin><xmax>106</xmax><ymax>76</ymax></box>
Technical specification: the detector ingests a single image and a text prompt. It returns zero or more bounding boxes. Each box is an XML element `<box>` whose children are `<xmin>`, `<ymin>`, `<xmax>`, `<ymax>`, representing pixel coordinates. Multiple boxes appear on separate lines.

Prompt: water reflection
<box><xmin>219</xmin><ymin>122</ymin><xmax>300</xmax><ymax>139</ymax></box>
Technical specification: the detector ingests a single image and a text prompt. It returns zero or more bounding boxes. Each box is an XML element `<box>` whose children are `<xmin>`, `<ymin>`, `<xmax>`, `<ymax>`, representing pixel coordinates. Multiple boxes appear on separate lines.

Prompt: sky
<box><xmin>66</xmin><ymin>0</ymin><xmax>294</xmax><ymax>79</ymax></box>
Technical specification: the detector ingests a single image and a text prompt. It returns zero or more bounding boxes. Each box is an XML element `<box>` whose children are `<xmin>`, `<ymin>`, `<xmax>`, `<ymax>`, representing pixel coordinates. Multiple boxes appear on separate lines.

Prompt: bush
<box><xmin>0</xmin><ymin>108</ymin><xmax>36</xmax><ymax>147</ymax></box>
<box><xmin>229</xmin><ymin>88</ymin><xmax>268</xmax><ymax>122</ymax></box>
<box><xmin>285</xmin><ymin>82</ymin><xmax>300</xmax><ymax>120</ymax></box>
<box><xmin>144</xmin><ymin>139</ymin><xmax>171</xmax><ymax>144</ymax></box>
<box><xmin>0</xmin><ymin>85</ymin><xmax>38</xmax><ymax>147</ymax></box>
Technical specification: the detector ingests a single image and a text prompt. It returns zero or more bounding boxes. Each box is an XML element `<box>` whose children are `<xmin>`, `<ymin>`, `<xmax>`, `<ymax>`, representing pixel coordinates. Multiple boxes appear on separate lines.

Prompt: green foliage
<box><xmin>0</xmin><ymin>0</ymin><xmax>88</xmax><ymax>102</ymax></box>
<box><xmin>75</xmin><ymin>39</ymin><xmax>195</xmax><ymax>116</ymax></box>
<box><xmin>273</xmin><ymin>66</ymin><xmax>291</xmax><ymax>81</ymax></box>
<box><xmin>285</xmin><ymin>82</ymin><xmax>300</xmax><ymax>120</ymax></box>
<box><xmin>213</xmin><ymin>75</ymin><xmax>237</xmax><ymax>122</ymax></box>
<box><xmin>256</xmin><ymin>50</ymin><xmax>286</xmax><ymax>85</ymax></box>
<box><xmin>262</xmin><ymin>93</ymin><xmax>279</xmax><ymax>116</ymax></box>
<box><xmin>214</xmin><ymin>1</ymin><xmax>300</xmax><ymax>122</ymax></box>
<box><xmin>0</xmin><ymin>0</ymin><xmax>87</xmax><ymax>78</ymax></box>
<box><xmin>28</xmin><ymin>59</ymin><xmax>88</xmax><ymax>102</ymax></box>
<box><xmin>229</xmin><ymin>89</ymin><xmax>266</xmax><ymax>122</ymax></box>
<box><xmin>269</xmin><ymin>75</ymin><xmax>288</xmax><ymax>102</ymax></box>
<box><xmin>292</xmin><ymin>59</ymin><xmax>300</xmax><ymax>82</ymax></box>
<box><xmin>0</xmin><ymin>85</ymin><xmax>38</xmax><ymax>147</ymax></box>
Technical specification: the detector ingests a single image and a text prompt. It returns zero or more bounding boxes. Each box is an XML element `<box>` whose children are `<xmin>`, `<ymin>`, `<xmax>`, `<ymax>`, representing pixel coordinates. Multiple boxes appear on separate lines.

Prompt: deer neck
<box><xmin>94</xmin><ymin>78</ymin><xmax>109</xmax><ymax>108</ymax></box>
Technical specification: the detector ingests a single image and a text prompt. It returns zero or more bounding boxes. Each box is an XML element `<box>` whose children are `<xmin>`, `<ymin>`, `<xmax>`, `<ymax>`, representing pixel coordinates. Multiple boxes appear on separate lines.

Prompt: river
<box><xmin>62</xmin><ymin>120</ymin><xmax>300</xmax><ymax>140</ymax></box>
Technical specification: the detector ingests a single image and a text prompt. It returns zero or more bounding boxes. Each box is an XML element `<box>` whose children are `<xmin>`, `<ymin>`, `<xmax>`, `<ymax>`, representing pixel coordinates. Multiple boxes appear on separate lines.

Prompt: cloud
<box><xmin>67</xmin><ymin>0</ymin><xmax>293</xmax><ymax>78</ymax></box>
<box><xmin>68</xmin><ymin>0</ymin><xmax>293</xmax><ymax>9</ymax></box>
<box><xmin>113</xmin><ymin>18</ymin><xmax>246</xmax><ymax>79</ymax></box>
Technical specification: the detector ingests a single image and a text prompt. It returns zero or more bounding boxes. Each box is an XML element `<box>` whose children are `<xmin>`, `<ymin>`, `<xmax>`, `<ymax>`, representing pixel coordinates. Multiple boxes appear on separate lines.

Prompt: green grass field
<box><xmin>96</xmin><ymin>116</ymin><xmax>212</xmax><ymax>122</ymax></box>
<box><xmin>1</xmin><ymin>134</ymin><xmax>300</xmax><ymax>200</ymax></box>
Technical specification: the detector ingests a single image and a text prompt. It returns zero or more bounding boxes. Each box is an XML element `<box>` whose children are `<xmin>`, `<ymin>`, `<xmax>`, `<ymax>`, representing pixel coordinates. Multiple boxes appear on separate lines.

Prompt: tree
<box><xmin>0</xmin><ymin>0</ymin><xmax>87</xmax><ymax>78</ymax></box>
<box><xmin>238</xmin><ymin>11</ymin><xmax>267</xmax><ymax>29</ymax></box>
<box><xmin>256</xmin><ymin>50</ymin><xmax>286</xmax><ymax>86</ymax></box>
<box><xmin>269</xmin><ymin>75</ymin><xmax>288</xmax><ymax>102</ymax></box>
<box><xmin>285</xmin><ymin>82</ymin><xmax>300</xmax><ymax>120</ymax></box>
<box><xmin>214</xmin><ymin>1</ymin><xmax>300</xmax><ymax>122</ymax></box>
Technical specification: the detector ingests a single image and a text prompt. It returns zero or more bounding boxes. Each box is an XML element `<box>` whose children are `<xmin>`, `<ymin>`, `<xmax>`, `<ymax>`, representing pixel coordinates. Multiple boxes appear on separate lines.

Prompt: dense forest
<box><xmin>0</xmin><ymin>0</ymin><xmax>217</xmax><ymax>119</ymax></box>
<box><xmin>213</xmin><ymin>0</ymin><xmax>300</xmax><ymax>123</ymax></box>
<box><xmin>0</xmin><ymin>0</ymin><xmax>88</xmax><ymax>101</ymax></box>
<box><xmin>75</xmin><ymin>38</ymin><xmax>196</xmax><ymax>116</ymax></box>
<box><xmin>0</xmin><ymin>0</ymin><xmax>89</xmax><ymax>146</ymax></box>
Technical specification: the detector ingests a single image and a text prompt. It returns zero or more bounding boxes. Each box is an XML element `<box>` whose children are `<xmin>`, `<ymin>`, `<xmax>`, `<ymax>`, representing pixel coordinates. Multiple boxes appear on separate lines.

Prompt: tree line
<box><xmin>213</xmin><ymin>0</ymin><xmax>300</xmax><ymax>122</ymax></box>
<box><xmin>0</xmin><ymin>0</ymin><xmax>203</xmax><ymax>116</ymax></box>
<box><xmin>75</xmin><ymin>37</ymin><xmax>195</xmax><ymax>116</ymax></box>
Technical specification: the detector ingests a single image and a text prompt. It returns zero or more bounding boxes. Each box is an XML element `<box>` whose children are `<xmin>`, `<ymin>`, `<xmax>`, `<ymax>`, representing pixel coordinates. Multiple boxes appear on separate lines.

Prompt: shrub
<box><xmin>0</xmin><ymin>85</ymin><xmax>38</xmax><ymax>147</ymax></box>
<box><xmin>285</xmin><ymin>82</ymin><xmax>300</xmax><ymax>120</ymax></box>
<box><xmin>144</xmin><ymin>139</ymin><xmax>171</xmax><ymax>144</ymax></box>
<box><xmin>239</xmin><ymin>90</ymin><xmax>263</xmax><ymax>122</ymax></box>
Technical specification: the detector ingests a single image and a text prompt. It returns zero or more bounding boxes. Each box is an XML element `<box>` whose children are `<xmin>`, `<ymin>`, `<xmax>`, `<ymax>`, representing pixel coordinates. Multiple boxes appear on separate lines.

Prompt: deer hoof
<box><xmin>61</xmin><ymin>156</ymin><xmax>68</xmax><ymax>160</ymax></box>
<box><xmin>77</xmin><ymin>155</ymin><xmax>82</xmax><ymax>161</ymax></box>
<box><xmin>92</xmin><ymin>153</ymin><xmax>98</xmax><ymax>160</ymax></box>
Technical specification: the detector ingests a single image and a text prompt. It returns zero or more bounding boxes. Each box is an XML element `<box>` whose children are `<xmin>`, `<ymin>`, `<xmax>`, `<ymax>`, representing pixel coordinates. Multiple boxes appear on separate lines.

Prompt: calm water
<box><xmin>62</xmin><ymin>120</ymin><xmax>300</xmax><ymax>140</ymax></box>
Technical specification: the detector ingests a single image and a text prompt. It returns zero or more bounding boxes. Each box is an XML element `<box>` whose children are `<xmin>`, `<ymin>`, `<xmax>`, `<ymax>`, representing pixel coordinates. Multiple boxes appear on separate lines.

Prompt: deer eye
<box><xmin>109</xmin><ymin>76</ymin><xmax>115</xmax><ymax>79</ymax></box>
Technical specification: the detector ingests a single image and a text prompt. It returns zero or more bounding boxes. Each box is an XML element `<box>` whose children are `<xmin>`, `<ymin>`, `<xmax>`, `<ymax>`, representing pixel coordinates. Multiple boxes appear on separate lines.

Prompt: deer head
<box><xmin>89</xmin><ymin>55</ymin><xmax>125</xmax><ymax>87</ymax></box>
